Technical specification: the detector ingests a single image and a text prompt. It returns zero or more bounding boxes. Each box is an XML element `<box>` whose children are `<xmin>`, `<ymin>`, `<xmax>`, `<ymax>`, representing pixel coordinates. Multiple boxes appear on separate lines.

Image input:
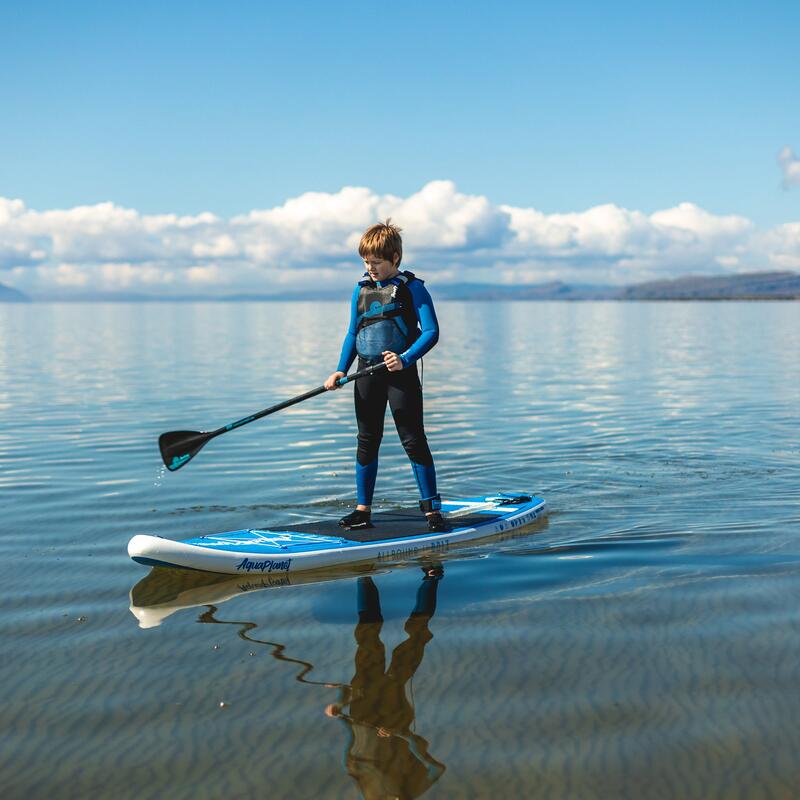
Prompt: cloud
<box><xmin>496</xmin><ymin>200</ymin><xmax>756</xmax><ymax>283</ymax></box>
<box><xmin>0</xmin><ymin>181</ymin><xmax>798</xmax><ymax>295</ymax></box>
<box><xmin>384</xmin><ymin>180</ymin><xmax>511</xmax><ymax>252</ymax></box>
<box><xmin>778</xmin><ymin>146</ymin><xmax>800</xmax><ymax>188</ymax></box>
<box><xmin>751</xmin><ymin>221</ymin><xmax>800</xmax><ymax>271</ymax></box>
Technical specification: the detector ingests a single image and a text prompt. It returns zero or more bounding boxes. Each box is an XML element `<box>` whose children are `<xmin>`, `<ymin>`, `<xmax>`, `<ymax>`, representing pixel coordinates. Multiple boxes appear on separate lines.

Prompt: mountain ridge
<box><xmin>7</xmin><ymin>270</ymin><xmax>800</xmax><ymax>302</ymax></box>
<box><xmin>0</xmin><ymin>282</ymin><xmax>31</xmax><ymax>302</ymax></box>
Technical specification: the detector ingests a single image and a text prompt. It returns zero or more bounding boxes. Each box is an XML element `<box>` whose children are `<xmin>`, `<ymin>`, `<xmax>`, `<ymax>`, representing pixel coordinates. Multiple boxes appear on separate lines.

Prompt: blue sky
<box><xmin>1</xmin><ymin>0</ymin><xmax>799</xmax><ymax>294</ymax></box>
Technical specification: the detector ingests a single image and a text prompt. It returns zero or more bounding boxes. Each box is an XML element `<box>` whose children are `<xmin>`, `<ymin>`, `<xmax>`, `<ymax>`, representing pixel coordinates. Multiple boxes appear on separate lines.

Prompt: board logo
<box><xmin>235</xmin><ymin>557</ymin><xmax>292</xmax><ymax>573</ymax></box>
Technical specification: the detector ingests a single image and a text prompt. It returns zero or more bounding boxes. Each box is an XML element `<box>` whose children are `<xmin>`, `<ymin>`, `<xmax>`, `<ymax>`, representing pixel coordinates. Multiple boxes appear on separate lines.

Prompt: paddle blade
<box><xmin>159</xmin><ymin>430</ymin><xmax>213</xmax><ymax>471</ymax></box>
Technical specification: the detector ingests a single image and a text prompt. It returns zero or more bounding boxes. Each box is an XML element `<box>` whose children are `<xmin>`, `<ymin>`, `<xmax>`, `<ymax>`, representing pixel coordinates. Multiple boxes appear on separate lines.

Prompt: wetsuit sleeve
<box><xmin>400</xmin><ymin>280</ymin><xmax>439</xmax><ymax>368</ymax></box>
<box><xmin>336</xmin><ymin>285</ymin><xmax>360</xmax><ymax>373</ymax></box>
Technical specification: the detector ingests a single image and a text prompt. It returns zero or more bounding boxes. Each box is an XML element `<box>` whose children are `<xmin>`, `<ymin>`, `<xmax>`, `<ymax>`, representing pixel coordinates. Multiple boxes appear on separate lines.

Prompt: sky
<box><xmin>1</xmin><ymin>0</ymin><xmax>799</xmax><ymax>296</ymax></box>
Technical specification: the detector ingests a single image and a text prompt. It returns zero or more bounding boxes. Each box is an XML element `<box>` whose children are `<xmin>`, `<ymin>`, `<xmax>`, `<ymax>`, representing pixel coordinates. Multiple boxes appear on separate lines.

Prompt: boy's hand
<box><xmin>382</xmin><ymin>351</ymin><xmax>403</xmax><ymax>371</ymax></box>
<box><xmin>325</xmin><ymin>371</ymin><xmax>346</xmax><ymax>390</ymax></box>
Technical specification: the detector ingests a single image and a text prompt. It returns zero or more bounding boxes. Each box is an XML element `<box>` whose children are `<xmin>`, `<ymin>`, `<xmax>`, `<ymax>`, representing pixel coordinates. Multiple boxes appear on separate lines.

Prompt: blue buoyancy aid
<box><xmin>355</xmin><ymin>271</ymin><xmax>420</xmax><ymax>364</ymax></box>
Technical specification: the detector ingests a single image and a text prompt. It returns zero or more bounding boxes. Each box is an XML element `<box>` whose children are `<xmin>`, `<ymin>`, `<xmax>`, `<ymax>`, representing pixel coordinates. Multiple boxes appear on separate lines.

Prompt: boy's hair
<box><xmin>358</xmin><ymin>219</ymin><xmax>403</xmax><ymax>266</ymax></box>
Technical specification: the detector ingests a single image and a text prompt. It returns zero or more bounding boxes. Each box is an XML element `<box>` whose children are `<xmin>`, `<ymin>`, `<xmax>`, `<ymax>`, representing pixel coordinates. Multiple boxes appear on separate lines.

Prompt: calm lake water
<box><xmin>1</xmin><ymin>300</ymin><xmax>799</xmax><ymax>799</ymax></box>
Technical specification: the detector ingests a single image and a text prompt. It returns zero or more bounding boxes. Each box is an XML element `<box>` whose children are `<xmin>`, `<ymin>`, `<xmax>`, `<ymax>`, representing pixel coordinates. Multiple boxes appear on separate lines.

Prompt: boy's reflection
<box><xmin>325</xmin><ymin>567</ymin><xmax>446</xmax><ymax>800</ymax></box>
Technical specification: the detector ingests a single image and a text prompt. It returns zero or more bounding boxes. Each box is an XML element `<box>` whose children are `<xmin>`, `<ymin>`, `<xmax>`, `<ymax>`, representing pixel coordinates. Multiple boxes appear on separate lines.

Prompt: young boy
<box><xmin>325</xmin><ymin>220</ymin><xmax>448</xmax><ymax>532</ymax></box>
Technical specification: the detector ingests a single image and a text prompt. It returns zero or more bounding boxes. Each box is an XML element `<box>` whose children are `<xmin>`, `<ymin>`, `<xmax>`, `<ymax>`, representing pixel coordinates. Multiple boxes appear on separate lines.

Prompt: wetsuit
<box><xmin>336</xmin><ymin>271</ymin><xmax>441</xmax><ymax>509</ymax></box>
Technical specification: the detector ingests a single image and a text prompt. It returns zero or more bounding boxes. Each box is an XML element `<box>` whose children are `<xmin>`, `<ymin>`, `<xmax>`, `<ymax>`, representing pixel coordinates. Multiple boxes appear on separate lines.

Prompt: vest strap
<box><xmin>356</xmin><ymin>301</ymin><xmax>400</xmax><ymax>327</ymax></box>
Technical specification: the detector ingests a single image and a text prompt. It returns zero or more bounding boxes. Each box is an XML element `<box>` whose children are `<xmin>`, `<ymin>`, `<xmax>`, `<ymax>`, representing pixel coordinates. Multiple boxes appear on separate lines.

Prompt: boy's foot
<box><xmin>421</xmin><ymin>563</ymin><xmax>444</xmax><ymax>580</ymax></box>
<box><xmin>426</xmin><ymin>512</ymin><xmax>450</xmax><ymax>533</ymax></box>
<box><xmin>339</xmin><ymin>509</ymin><xmax>373</xmax><ymax>529</ymax></box>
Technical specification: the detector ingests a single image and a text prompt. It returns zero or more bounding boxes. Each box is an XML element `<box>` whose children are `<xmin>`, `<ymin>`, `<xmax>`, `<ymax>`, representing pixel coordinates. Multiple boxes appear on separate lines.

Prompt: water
<box><xmin>1</xmin><ymin>300</ymin><xmax>799</xmax><ymax>799</ymax></box>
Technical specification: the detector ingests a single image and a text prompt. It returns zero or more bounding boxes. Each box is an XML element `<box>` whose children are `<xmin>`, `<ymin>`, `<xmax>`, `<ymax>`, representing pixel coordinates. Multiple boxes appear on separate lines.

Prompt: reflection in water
<box><xmin>169</xmin><ymin>566</ymin><xmax>447</xmax><ymax>800</ymax></box>
<box><xmin>128</xmin><ymin>563</ymin><xmax>386</xmax><ymax>627</ymax></box>
<box><xmin>196</xmin><ymin>606</ymin><xmax>329</xmax><ymax>687</ymax></box>
<box><xmin>325</xmin><ymin>570</ymin><xmax>446</xmax><ymax>799</ymax></box>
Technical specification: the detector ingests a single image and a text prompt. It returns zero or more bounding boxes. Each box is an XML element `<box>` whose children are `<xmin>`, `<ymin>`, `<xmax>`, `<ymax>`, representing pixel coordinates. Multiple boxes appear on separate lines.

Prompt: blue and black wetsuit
<box><xmin>336</xmin><ymin>271</ymin><xmax>441</xmax><ymax>510</ymax></box>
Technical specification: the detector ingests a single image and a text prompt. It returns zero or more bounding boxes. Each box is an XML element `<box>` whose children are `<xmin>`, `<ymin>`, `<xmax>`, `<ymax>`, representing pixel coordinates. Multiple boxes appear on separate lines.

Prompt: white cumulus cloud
<box><xmin>0</xmin><ymin>181</ymin><xmax>798</xmax><ymax>296</ymax></box>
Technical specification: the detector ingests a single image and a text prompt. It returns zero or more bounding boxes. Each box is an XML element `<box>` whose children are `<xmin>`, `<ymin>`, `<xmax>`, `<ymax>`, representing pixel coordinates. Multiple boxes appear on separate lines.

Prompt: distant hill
<box><xmin>438</xmin><ymin>272</ymin><xmax>800</xmax><ymax>301</ymax></box>
<box><xmin>436</xmin><ymin>280</ymin><xmax>619</xmax><ymax>301</ymax></box>
<box><xmin>619</xmin><ymin>271</ymin><xmax>800</xmax><ymax>300</ymax></box>
<box><xmin>24</xmin><ymin>270</ymin><xmax>800</xmax><ymax>302</ymax></box>
<box><xmin>0</xmin><ymin>282</ymin><xmax>31</xmax><ymax>302</ymax></box>
<box><xmin>437</xmin><ymin>271</ymin><xmax>800</xmax><ymax>301</ymax></box>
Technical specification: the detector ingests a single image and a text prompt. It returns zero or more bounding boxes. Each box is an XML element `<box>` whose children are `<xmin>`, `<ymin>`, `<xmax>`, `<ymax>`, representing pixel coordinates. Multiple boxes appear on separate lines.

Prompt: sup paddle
<box><xmin>159</xmin><ymin>362</ymin><xmax>388</xmax><ymax>472</ymax></box>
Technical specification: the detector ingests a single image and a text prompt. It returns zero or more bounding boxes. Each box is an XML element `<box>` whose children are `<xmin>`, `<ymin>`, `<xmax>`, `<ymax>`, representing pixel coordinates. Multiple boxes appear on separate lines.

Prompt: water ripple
<box><xmin>1</xmin><ymin>301</ymin><xmax>799</xmax><ymax>798</ymax></box>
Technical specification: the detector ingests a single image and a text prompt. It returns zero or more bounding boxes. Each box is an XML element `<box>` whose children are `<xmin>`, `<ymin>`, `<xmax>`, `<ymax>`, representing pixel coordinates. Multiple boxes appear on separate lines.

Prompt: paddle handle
<box><xmin>336</xmin><ymin>361</ymin><xmax>389</xmax><ymax>387</ymax></box>
<box><xmin>212</xmin><ymin>361</ymin><xmax>388</xmax><ymax>436</ymax></box>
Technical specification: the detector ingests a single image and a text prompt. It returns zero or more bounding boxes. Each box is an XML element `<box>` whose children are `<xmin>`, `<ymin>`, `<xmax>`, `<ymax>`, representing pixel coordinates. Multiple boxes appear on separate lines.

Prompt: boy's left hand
<box><xmin>382</xmin><ymin>351</ymin><xmax>403</xmax><ymax>371</ymax></box>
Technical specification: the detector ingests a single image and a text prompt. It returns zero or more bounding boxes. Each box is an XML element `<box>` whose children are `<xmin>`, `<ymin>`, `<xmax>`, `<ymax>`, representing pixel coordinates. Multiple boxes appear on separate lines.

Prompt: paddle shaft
<box><xmin>159</xmin><ymin>361</ymin><xmax>390</xmax><ymax>470</ymax></box>
<box><xmin>207</xmin><ymin>361</ymin><xmax>388</xmax><ymax>441</ymax></box>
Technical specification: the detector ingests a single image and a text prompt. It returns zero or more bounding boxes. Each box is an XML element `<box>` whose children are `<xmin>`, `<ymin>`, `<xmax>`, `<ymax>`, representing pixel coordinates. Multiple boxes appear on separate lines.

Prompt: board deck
<box><xmin>128</xmin><ymin>493</ymin><xmax>546</xmax><ymax>575</ymax></box>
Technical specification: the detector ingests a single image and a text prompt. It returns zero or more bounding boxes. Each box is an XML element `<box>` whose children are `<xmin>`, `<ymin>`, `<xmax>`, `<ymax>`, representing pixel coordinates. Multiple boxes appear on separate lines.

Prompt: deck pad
<box><xmin>281</xmin><ymin>509</ymin><xmax>504</xmax><ymax>542</ymax></box>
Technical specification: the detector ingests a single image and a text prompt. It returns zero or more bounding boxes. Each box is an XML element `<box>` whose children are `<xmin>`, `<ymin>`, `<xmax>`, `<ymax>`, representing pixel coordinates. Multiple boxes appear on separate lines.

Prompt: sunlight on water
<box><xmin>1</xmin><ymin>300</ymin><xmax>799</xmax><ymax>799</ymax></box>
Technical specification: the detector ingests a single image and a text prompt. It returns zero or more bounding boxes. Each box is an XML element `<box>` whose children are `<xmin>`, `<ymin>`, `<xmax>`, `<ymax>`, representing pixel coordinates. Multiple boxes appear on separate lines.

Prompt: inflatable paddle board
<box><xmin>128</xmin><ymin>493</ymin><xmax>546</xmax><ymax>576</ymax></box>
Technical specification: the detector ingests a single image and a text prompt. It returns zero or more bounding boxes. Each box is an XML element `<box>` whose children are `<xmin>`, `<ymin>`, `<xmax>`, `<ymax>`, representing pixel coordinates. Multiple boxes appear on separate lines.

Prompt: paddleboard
<box><xmin>128</xmin><ymin>493</ymin><xmax>546</xmax><ymax>575</ymax></box>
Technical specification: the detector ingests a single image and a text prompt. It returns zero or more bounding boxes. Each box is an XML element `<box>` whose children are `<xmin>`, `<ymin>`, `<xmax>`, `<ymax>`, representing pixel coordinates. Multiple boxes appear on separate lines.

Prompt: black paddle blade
<box><xmin>159</xmin><ymin>430</ymin><xmax>213</xmax><ymax>471</ymax></box>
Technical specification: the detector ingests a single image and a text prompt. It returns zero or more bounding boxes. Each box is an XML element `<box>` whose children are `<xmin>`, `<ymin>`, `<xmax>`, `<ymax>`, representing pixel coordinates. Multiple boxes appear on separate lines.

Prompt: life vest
<box><xmin>355</xmin><ymin>271</ymin><xmax>421</xmax><ymax>364</ymax></box>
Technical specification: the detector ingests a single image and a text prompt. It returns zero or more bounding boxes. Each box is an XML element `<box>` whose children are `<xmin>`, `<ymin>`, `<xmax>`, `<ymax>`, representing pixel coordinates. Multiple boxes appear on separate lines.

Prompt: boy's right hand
<box><xmin>325</xmin><ymin>371</ymin><xmax>346</xmax><ymax>390</ymax></box>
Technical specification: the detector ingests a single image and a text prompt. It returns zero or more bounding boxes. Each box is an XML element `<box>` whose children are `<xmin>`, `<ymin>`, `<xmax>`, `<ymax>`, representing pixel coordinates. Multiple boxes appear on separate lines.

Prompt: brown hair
<box><xmin>358</xmin><ymin>219</ymin><xmax>403</xmax><ymax>266</ymax></box>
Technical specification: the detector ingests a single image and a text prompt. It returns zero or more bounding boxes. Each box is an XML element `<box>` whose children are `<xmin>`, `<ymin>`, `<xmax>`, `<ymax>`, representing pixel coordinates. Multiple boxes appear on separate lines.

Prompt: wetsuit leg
<box><xmin>353</xmin><ymin>578</ymin><xmax>386</xmax><ymax>687</ymax></box>
<box><xmin>357</xmin><ymin>576</ymin><xmax>383</xmax><ymax>624</ymax></box>
<box><xmin>387</xmin><ymin>574</ymin><xmax>441</xmax><ymax>683</ymax></box>
<box><xmin>354</xmin><ymin>365</ymin><xmax>389</xmax><ymax>505</ymax></box>
<box><xmin>411</xmin><ymin>570</ymin><xmax>442</xmax><ymax>618</ymax></box>
<box><xmin>386</xmin><ymin>366</ymin><xmax>439</xmax><ymax>504</ymax></box>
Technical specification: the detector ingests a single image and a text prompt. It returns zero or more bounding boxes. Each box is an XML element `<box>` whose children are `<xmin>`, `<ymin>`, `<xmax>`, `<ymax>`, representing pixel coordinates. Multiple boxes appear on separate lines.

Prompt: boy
<box><xmin>325</xmin><ymin>220</ymin><xmax>448</xmax><ymax>532</ymax></box>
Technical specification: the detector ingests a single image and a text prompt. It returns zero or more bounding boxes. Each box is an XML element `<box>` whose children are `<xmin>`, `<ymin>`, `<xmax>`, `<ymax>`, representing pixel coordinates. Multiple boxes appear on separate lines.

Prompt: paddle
<box><xmin>158</xmin><ymin>362</ymin><xmax>388</xmax><ymax>472</ymax></box>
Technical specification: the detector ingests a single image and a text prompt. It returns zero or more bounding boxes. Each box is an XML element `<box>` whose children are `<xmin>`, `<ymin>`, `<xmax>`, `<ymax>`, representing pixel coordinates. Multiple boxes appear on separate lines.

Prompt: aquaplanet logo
<box><xmin>235</xmin><ymin>557</ymin><xmax>292</xmax><ymax>573</ymax></box>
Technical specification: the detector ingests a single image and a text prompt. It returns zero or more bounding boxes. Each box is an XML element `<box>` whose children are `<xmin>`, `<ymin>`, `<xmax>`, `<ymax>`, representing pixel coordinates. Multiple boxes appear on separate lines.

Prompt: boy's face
<box><xmin>363</xmin><ymin>253</ymin><xmax>399</xmax><ymax>282</ymax></box>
